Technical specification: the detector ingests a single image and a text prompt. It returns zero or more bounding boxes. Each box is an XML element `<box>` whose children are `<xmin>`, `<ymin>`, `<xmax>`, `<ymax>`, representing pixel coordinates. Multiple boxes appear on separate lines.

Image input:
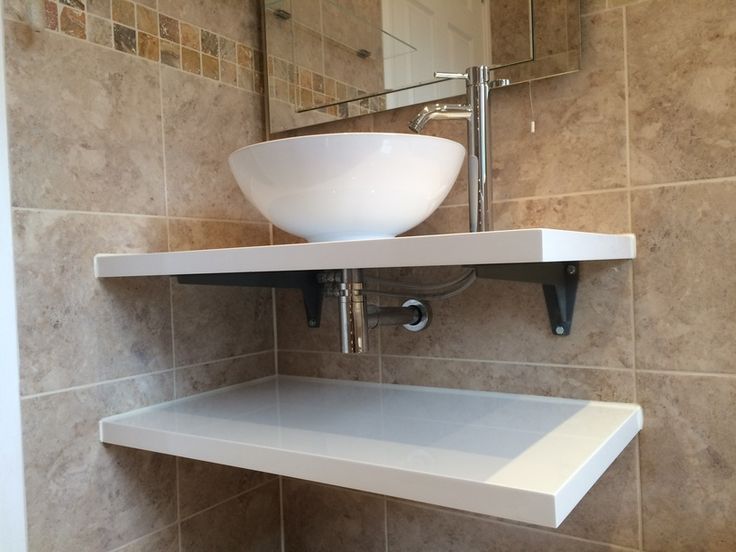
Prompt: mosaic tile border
<box><xmin>38</xmin><ymin>0</ymin><xmax>264</xmax><ymax>93</ymax></box>
<box><xmin>267</xmin><ymin>53</ymin><xmax>386</xmax><ymax>119</ymax></box>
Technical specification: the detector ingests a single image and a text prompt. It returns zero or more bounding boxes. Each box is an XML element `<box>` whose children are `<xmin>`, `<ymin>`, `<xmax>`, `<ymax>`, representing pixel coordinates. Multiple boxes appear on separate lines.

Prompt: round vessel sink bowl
<box><xmin>228</xmin><ymin>132</ymin><xmax>465</xmax><ymax>242</ymax></box>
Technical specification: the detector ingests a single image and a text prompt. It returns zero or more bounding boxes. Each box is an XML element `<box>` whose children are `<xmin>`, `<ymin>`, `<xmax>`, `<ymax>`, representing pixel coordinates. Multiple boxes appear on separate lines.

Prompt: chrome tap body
<box><xmin>409</xmin><ymin>66</ymin><xmax>508</xmax><ymax>233</ymax></box>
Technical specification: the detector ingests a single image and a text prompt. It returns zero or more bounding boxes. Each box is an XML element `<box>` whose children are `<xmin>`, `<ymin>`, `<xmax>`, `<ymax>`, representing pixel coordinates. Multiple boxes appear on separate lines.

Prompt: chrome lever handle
<box><xmin>434</xmin><ymin>71</ymin><xmax>468</xmax><ymax>80</ymax></box>
<box><xmin>490</xmin><ymin>78</ymin><xmax>511</xmax><ymax>89</ymax></box>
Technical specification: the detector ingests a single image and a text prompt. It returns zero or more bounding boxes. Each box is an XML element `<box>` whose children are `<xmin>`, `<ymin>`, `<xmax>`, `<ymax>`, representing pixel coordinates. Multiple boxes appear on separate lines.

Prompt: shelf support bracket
<box><xmin>176</xmin><ymin>271</ymin><xmax>324</xmax><ymax>328</ymax></box>
<box><xmin>473</xmin><ymin>262</ymin><xmax>579</xmax><ymax>336</ymax></box>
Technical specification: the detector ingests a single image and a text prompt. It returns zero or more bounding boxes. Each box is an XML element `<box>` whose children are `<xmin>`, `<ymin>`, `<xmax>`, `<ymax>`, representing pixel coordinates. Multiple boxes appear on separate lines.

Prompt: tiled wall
<box><xmin>4</xmin><ymin>0</ymin><xmax>280</xmax><ymax>550</ymax></box>
<box><xmin>274</xmin><ymin>1</ymin><xmax>736</xmax><ymax>551</ymax></box>
<box><xmin>6</xmin><ymin>0</ymin><xmax>735</xmax><ymax>551</ymax></box>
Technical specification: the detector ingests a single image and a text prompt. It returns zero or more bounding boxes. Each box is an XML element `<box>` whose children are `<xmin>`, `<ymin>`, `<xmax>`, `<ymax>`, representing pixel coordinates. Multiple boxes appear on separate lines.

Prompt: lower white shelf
<box><xmin>99</xmin><ymin>375</ymin><xmax>642</xmax><ymax>528</ymax></box>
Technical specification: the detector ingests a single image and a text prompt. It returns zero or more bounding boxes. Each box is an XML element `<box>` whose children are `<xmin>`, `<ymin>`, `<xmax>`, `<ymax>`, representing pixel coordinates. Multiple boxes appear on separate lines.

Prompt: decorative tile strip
<box><xmin>37</xmin><ymin>0</ymin><xmax>263</xmax><ymax>93</ymax></box>
<box><xmin>266</xmin><ymin>53</ymin><xmax>386</xmax><ymax>120</ymax></box>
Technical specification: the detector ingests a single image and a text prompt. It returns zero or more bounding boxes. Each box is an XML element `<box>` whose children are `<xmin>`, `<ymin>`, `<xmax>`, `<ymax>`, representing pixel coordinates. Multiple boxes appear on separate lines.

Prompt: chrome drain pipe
<box><xmin>337</xmin><ymin>270</ymin><xmax>432</xmax><ymax>354</ymax></box>
<box><xmin>338</xmin><ymin>269</ymin><xmax>369</xmax><ymax>354</ymax></box>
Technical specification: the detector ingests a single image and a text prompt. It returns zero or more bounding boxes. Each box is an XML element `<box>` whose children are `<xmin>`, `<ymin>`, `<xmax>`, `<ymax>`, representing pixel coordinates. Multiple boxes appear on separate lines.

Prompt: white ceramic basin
<box><xmin>228</xmin><ymin>133</ymin><xmax>465</xmax><ymax>242</ymax></box>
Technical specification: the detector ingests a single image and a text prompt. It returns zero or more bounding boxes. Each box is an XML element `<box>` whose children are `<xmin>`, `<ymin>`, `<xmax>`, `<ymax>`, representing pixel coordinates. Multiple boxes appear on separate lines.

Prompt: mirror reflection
<box><xmin>264</xmin><ymin>0</ymin><xmax>580</xmax><ymax>133</ymax></box>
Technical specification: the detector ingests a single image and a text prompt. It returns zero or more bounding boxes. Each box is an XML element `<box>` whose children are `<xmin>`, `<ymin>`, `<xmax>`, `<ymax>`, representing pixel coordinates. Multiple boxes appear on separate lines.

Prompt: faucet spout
<box><xmin>408</xmin><ymin>104</ymin><xmax>472</xmax><ymax>133</ymax></box>
<box><xmin>408</xmin><ymin>66</ymin><xmax>508</xmax><ymax>232</ymax></box>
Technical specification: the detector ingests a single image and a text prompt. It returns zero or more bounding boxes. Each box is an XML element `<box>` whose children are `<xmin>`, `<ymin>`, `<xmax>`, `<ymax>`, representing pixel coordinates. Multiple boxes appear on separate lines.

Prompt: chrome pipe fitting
<box><xmin>338</xmin><ymin>269</ymin><xmax>369</xmax><ymax>354</ymax></box>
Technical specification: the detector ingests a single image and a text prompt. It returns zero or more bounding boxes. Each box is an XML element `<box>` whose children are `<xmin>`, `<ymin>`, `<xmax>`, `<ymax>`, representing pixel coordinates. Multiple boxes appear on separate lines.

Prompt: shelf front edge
<box><xmin>94</xmin><ymin>229</ymin><xmax>636</xmax><ymax>278</ymax></box>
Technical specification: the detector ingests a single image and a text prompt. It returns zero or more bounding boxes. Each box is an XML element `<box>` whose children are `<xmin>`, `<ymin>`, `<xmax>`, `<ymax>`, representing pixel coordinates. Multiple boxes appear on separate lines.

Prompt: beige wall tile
<box><xmin>387</xmin><ymin>500</ymin><xmax>624</xmax><ymax>551</ymax></box>
<box><xmin>87</xmin><ymin>14</ymin><xmax>113</xmax><ymax>47</ymax></box>
<box><xmin>161</xmin><ymin>66</ymin><xmax>265</xmax><ymax>221</ymax></box>
<box><xmin>493</xmin><ymin>191</ymin><xmax>630</xmax><ymax>233</ymax></box>
<box><xmin>278</xmin><ymin>350</ymin><xmax>380</xmax><ymax>382</ymax></box>
<box><xmin>172</xmin><ymin>283</ymin><xmax>273</xmax><ymax>366</ymax></box>
<box><xmin>491</xmin><ymin>10</ymin><xmax>627</xmax><ymax>199</ymax></box>
<box><xmin>632</xmin><ymin>182</ymin><xmax>736</xmax><ymax>374</ymax></box>
<box><xmin>87</xmin><ymin>0</ymin><xmax>112</xmax><ymax>18</ymax></box>
<box><xmin>22</xmin><ymin>372</ymin><xmax>176</xmax><ymax>551</ymax></box>
<box><xmin>5</xmin><ymin>21</ymin><xmax>165</xmax><ymax>215</ymax></box>
<box><xmin>381</xmin><ymin>356</ymin><xmax>635</xmax><ymax>402</ymax></box>
<box><xmin>638</xmin><ymin>372</ymin><xmax>736</xmax><ymax>551</ymax></box>
<box><xmin>581</xmin><ymin>0</ymin><xmax>607</xmax><ymax>14</ymax></box>
<box><xmin>168</xmin><ymin>218</ymin><xmax>270</xmax><ymax>251</ymax></box>
<box><xmin>627</xmin><ymin>0</ymin><xmax>736</xmax><ymax>185</ymax></box>
<box><xmin>283</xmin><ymin>479</ymin><xmax>386</xmax><ymax>552</ymax></box>
<box><xmin>158</xmin><ymin>0</ymin><xmax>261</xmax><ymax>47</ymax></box>
<box><xmin>381</xmin><ymin>261</ymin><xmax>633</xmax><ymax>369</ymax></box>
<box><xmin>178</xmin><ymin>458</ymin><xmax>275</xmax><ymax>518</ymax></box>
<box><xmin>175</xmin><ymin>352</ymin><xmax>275</xmax><ymax>398</ymax></box>
<box><xmin>116</xmin><ymin>526</ymin><xmax>179</xmax><ymax>552</ymax></box>
<box><xmin>13</xmin><ymin>210</ymin><xmax>172</xmax><ymax>395</ymax></box>
<box><xmin>180</xmin><ymin>480</ymin><xmax>282</xmax><ymax>551</ymax></box>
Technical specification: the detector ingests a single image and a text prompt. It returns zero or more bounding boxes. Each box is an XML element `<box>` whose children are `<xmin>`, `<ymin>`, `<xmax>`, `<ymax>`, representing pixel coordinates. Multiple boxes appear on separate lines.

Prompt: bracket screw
<box><xmin>566</xmin><ymin>265</ymin><xmax>577</xmax><ymax>275</ymax></box>
<box><xmin>308</xmin><ymin>319</ymin><xmax>318</xmax><ymax>327</ymax></box>
<box><xmin>555</xmin><ymin>325</ymin><xmax>566</xmax><ymax>335</ymax></box>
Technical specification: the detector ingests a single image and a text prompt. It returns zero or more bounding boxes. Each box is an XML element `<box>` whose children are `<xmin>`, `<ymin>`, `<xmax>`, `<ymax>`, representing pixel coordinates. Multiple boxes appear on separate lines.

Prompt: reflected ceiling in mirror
<box><xmin>264</xmin><ymin>0</ymin><xmax>580</xmax><ymax>134</ymax></box>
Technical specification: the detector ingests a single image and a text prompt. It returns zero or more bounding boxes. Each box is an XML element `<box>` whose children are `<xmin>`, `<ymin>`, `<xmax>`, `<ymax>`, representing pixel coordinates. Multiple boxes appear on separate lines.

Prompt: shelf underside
<box><xmin>100</xmin><ymin>375</ymin><xmax>642</xmax><ymax>528</ymax></box>
<box><xmin>94</xmin><ymin>229</ymin><xmax>636</xmax><ymax>278</ymax></box>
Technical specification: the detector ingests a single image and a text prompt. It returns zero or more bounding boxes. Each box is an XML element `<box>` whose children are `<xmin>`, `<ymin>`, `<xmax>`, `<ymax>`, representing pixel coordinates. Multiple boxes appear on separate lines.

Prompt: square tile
<box><xmin>111</xmin><ymin>0</ymin><xmax>134</xmax><ymax>26</ymax></box>
<box><xmin>638</xmin><ymin>372</ymin><xmax>736</xmax><ymax>551</ymax></box>
<box><xmin>13</xmin><ymin>210</ymin><xmax>171</xmax><ymax>395</ymax></box>
<box><xmin>627</xmin><ymin>0</ymin><xmax>736</xmax><ymax>185</ymax></box>
<box><xmin>180</xmin><ymin>482</ymin><xmax>281</xmax><ymax>551</ymax></box>
<box><xmin>632</xmin><ymin>181</ymin><xmax>736</xmax><ymax>374</ymax></box>
<box><xmin>283</xmin><ymin>480</ymin><xmax>385</xmax><ymax>552</ymax></box>
<box><xmin>22</xmin><ymin>373</ymin><xmax>176</xmax><ymax>551</ymax></box>
<box><xmin>491</xmin><ymin>11</ymin><xmax>627</xmax><ymax>199</ymax></box>
<box><xmin>161</xmin><ymin>67</ymin><xmax>265</xmax><ymax>220</ymax></box>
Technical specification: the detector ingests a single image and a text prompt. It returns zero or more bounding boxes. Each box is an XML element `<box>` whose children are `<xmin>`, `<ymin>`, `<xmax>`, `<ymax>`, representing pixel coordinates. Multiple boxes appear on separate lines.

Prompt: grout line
<box><xmin>105</xmin><ymin>521</ymin><xmax>180</xmax><ymax>552</ymax></box>
<box><xmin>20</xmin><ymin>351</ymin><xmax>276</xmax><ymax>401</ymax></box>
<box><xmin>634</xmin><ymin>433</ymin><xmax>645</xmax><ymax>551</ymax></box>
<box><xmin>492</xmin><ymin>176</ymin><xmax>736</xmax><ymax>205</ymax></box>
<box><xmin>370</xmin><ymin>352</ymin><xmax>632</xmax><ymax>372</ymax></box>
<box><xmin>386</xmin><ymin>497</ymin><xmax>639</xmax><ymax>552</ymax></box>
<box><xmin>272</xmin><ymin>287</ymin><xmax>279</xmax><ymax>375</ymax></box>
<box><xmin>175</xmin><ymin>457</ymin><xmax>183</xmax><ymax>552</ymax></box>
<box><xmin>12</xmin><ymin>206</ymin><xmax>168</xmax><ymax>220</ymax></box>
<box><xmin>621</xmin><ymin>7</ymin><xmax>644</xmax><ymax>547</ymax></box>
<box><xmin>174</xmin><ymin>350</ymin><xmax>275</xmax><ymax>371</ymax></box>
<box><xmin>383</xmin><ymin>496</ymin><xmax>389</xmax><ymax>552</ymax></box>
<box><xmin>179</xmin><ymin>478</ymin><xmax>277</xmax><ymax>524</ymax></box>
<box><xmin>169</xmin><ymin>278</ymin><xmax>177</xmax><ymax>385</ymax></box>
<box><xmin>20</xmin><ymin>367</ymin><xmax>176</xmax><ymax>400</ymax></box>
<box><xmin>625</xmin><ymin>176</ymin><xmax>736</xmax><ymax>192</ymax></box>
<box><xmin>636</xmin><ymin>368</ymin><xmax>736</xmax><ymax>379</ymax></box>
<box><xmin>279</xmin><ymin>349</ymin><xmax>380</xmax><ymax>359</ymax></box>
<box><xmin>492</xmin><ymin>187</ymin><xmax>631</xmax><ymax>205</ymax></box>
<box><xmin>11</xmin><ymin>206</ymin><xmax>269</xmax><ymax>226</ymax></box>
<box><xmin>622</xmin><ymin>4</ymin><xmax>632</xmax><ymax>193</ymax></box>
<box><xmin>279</xmin><ymin>476</ymin><xmax>286</xmax><ymax>552</ymax></box>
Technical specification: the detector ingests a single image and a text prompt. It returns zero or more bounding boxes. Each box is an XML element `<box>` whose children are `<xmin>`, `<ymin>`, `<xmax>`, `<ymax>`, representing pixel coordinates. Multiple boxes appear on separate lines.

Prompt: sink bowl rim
<box><xmin>229</xmin><ymin>131</ymin><xmax>466</xmax><ymax>157</ymax></box>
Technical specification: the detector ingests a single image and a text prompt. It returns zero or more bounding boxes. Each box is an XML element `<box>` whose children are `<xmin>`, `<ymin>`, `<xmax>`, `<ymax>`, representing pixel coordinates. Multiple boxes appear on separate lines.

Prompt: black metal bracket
<box><xmin>177</xmin><ymin>271</ymin><xmax>324</xmax><ymax>328</ymax></box>
<box><xmin>472</xmin><ymin>262</ymin><xmax>579</xmax><ymax>336</ymax></box>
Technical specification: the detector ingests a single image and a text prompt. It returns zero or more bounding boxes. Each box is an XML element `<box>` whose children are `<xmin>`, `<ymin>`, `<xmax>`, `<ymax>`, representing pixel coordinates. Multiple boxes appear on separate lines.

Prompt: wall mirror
<box><xmin>263</xmin><ymin>0</ymin><xmax>581</xmax><ymax>134</ymax></box>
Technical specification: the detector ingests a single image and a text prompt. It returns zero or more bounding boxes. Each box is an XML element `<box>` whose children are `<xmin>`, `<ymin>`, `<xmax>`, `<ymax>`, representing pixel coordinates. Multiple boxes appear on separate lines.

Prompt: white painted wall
<box><xmin>0</xmin><ymin>4</ymin><xmax>29</xmax><ymax>550</ymax></box>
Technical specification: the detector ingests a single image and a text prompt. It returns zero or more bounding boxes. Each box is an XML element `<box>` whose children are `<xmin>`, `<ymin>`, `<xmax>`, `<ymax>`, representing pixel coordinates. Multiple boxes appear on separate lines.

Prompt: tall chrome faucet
<box><xmin>409</xmin><ymin>66</ymin><xmax>509</xmax><ymax>232</ymax></box>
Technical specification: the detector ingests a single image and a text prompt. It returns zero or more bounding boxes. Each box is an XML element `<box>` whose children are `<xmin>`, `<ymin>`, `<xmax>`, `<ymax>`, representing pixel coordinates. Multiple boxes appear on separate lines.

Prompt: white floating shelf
<box><xmin>100</xmin><ymin>375</ymin><xmax>642</xmax><ymax>528</ymax></box>
<box><xmin>94</xmin><ymin>229</ymin><xmax>636</xmax><ymax>278</ymax></box>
